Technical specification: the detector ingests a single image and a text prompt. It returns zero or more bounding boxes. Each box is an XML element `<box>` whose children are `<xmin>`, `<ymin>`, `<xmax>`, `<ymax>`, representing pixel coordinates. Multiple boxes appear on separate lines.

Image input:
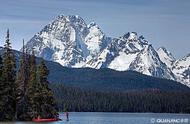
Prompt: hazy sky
<box><xmin>0</xmin><ymin>0</ymin><xmax>189</xmax><ymax>58</ymax></box>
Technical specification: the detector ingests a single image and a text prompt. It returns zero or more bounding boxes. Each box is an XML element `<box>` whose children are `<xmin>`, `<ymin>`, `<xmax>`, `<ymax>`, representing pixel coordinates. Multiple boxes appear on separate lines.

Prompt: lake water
<box><xmin>2</xmin><ymin>112</ymin><xmax>190</xmax><ymax>124</ymax></box>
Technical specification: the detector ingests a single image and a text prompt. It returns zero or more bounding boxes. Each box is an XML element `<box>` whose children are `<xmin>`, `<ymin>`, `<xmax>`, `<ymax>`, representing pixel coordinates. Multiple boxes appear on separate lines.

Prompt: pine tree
<box><xmin>0</xmin><ymin>29</ymin><xmax>16</xmax><ymax>121</ymax></box>
<box><xmin>26</xmin><ymin>49</ymin><xmax>39</xmax><ymax>119</ymax></box>
<box><xmin>0</xmin><ymin>55</ymin><xmax>4</xmax><ymax>120</ymax></box>
<box><xmin>15</xmin><ymin>40</ymin><xmax>31</xmax><ymax>120</ymax></box>
<box><xmin>37</xmin><ymin>60</ymin><xmax>58</xmax><ymax>118</ymax></box>
<box><xmin>0</xmin><ymin>55</ymin><xmax>2</xmax><ymax>79</ymax></box>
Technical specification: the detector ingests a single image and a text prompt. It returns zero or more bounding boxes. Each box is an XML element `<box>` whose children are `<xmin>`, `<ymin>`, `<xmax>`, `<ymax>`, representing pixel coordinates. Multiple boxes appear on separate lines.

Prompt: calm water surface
<box><xmin>2</xmin><ymin>112</ymin><xmax>190</xmax><ymax>124</ymax></box>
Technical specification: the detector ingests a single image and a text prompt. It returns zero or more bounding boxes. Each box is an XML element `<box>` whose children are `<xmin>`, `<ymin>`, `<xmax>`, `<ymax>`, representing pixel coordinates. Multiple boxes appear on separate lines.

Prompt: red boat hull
<box><xmin>32</xmin><ymin>118</ymin><xmax>58</xmax><ymax>122</ymax></box>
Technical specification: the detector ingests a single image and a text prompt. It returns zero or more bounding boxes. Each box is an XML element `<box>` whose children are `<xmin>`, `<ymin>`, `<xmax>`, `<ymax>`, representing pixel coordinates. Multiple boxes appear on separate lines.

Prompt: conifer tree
<box><xmin>0</xmin><ymin>29</ymin><xmax>16</xmax><ymax>121</ymax></box>
<box><xmin>26</xmin><ymin>49</ymin><xmax>39</xmax><ymax>119</ymax></box>
<box><xmin>37</xmin><ymin>60</ymin><xmax>58</xmax><ymax>118</ymax></box>
<box><xmin>15</xmin><ymin>40</ymin><xmax>30</xmax><ymax>120</ymax></box>
<box><xmin>0</xmin><ymin>55</ymin><xmax>2</xmax><ymax>77</ymax></box>
<box><xmin>0</xmin><ymin>55</ymin><xmax>4</xmax><ymax>120</ymax></box>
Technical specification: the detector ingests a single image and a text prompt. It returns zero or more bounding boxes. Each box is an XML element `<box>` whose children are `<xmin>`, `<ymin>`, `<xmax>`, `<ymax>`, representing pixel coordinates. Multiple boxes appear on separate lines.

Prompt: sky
<box><xmin>0</xmin><ymin>0</ymin><xmax>189</xmax><ymax>58</ymax></box>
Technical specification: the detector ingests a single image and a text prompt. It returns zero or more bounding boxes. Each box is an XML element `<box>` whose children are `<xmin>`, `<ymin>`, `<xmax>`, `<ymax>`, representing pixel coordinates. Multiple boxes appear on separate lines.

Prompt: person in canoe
<box><xmin>65</xmin><ymin>111</ymin><xmax>69</xmax><ymax>121</ymax></box>
<box><xmin>37</xmin><ymin>115</ymin><xmax>41</xmax><ymax>119</ymax></box>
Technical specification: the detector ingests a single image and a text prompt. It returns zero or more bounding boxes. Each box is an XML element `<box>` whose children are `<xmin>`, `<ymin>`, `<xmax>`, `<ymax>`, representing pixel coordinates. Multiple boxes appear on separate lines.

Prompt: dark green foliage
<box><xmin>15</xmin><ymin>42</ymin><xmax>31</xmax><ymax>121</ymax></box>
<box><xmin>0</xmin><ymin>30</ymin><xmax>16</xmax><ymax>121</ymax></box>
<box><xmin>46</xmin><ymin>65</ymin><xmax>190</xmax><ymax>92</ymax></box>
<box><xmin>26</xmin><ymin>51</ymin><xmax>38</xmax><ymax>119</ymax></box>
<box><xmin>51</xmin><ymin>84</ymin><xmax>190</xmax><ymax>113</ymax></box>
<box><xmin>15</xmin><ymin>52</ymin><xmax>59</xmax><ymax>120</ymax></box>
<box><xmin>0</xmin><ymin>55</ymin><xmax>3</xmax><ymax>120</ymax></box>
<box><xmin>0</xmin><ymin>54</ymin><xmax>2</xmax><ymax>82</ymax></box>
<box><xmin>0</xmin><ymin>33</ymin><xmax>58</xmax><ymax>121</ymax></box>
<box><xmin>37</xmin><ymin>56</ymin><xmax>190</xmax><ymax>93</ymax></box>
<box><xmin>35</xmin><ymin>60</ymin><xmax>58</xmax><ymax>118</ymax></box>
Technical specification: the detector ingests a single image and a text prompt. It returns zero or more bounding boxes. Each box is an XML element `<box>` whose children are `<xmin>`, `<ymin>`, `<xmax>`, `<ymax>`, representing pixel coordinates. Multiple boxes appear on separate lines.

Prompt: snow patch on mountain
<box><xmin>157</xmin><ymin>47</ymin><xmax>176</xmax><ymax>68</ymax></box>
<box><xmin>129</xmin><ymin>45</ymin><xmax>175</xmax><ymax>79</ymax></box>
<box><xmin>109</xmin><ymin>52</ymin><xmax>138</xmax><ymax>71</ymax></box>
<box><xmin>85</xmin><ymin>22</ymin><xmax>111</xmax><ymax>60</ymax></box>
<box><xmin>172</xmin><ymin>54</ymin><xmax>190</xmax><ymax>87</ymax></box>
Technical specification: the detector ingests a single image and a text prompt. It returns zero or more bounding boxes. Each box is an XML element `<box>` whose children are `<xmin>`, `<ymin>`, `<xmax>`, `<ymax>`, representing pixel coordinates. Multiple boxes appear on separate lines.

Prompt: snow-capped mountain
<box><xmin>86</xmin><ymin>32</ymin><xmax>175</xmax><ymax>80</ymax></box>
<box><xmin>157</xmin><ymin>47</ymin><xmax>176</xmax><ymax>68</ymax></box>
<box><xmin>85</xmin><ymin>22</ymin><xmax>111</xmax><ymax>57</ymax></box>
<box><xmin>23</xmin><ymin>15</ymin><xmax>189</xmax><ymax>86</ymax></box>
<box><xmin>157</xmin><ymin>47</ymin><xmax>190</xmax><ymax>86</ymax></box>
<box><xmin>172</xmin><ymin>54</ymin><xmax>190</xmax><ymax>87</ymax></box>
<box><xmin>24</xmin><ymin>15</ymin><xmax>111</xmax><ymax>67</ymax></box>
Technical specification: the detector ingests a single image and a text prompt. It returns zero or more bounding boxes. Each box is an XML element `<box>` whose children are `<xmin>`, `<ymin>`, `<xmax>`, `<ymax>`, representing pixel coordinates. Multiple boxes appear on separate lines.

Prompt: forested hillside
<box><xmin>51</xmin><ymin>84</ymin><xmax>190</xmax><ymax>113</ymax></box>
<box><xmin>46</xmin><ymin>65</ymin><xmax>190</xmax><ymax>92</ymax></box>
<box><xmin>1</xmin><ymin>47</ymin><xmax>189</xmax><ymax>92</ymax></box>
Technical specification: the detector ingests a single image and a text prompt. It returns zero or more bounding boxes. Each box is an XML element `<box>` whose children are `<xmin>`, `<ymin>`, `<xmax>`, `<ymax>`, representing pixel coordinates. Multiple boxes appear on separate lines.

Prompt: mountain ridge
<box><xmin>1</xmin><ymin>47</ymin><xmax>190</xmax><ymax>92</ymax></box>
<box><xmin>22</xmin><ymin>15</ymin><xmax>190</xmax><ymax>87</ymax></box>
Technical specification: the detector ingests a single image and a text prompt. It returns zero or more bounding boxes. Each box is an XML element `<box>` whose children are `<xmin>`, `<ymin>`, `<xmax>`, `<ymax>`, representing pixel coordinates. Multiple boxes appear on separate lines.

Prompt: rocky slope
<box><xmin>86</xmin><ymin>32</ymin><xmax>175</xmax><ymax>80</ymax></box>
<box><xmin>23</xmin><ymin>15</ymin><xmax>189</xmax><ymax>86</ymax></box>
<box><xmin>24</xmin><ymin>15</ymin><xmax>111</xmax><ymax>67</ymax></box>
<box><xmin>157</xmin><ymin>47</ymin><xmax>176</xmax><ymax>68</ymax></box>
<box><xmin>172</xmin><ymin>54</ymin><xmax>190</xmax><ymax>87</ymax></box>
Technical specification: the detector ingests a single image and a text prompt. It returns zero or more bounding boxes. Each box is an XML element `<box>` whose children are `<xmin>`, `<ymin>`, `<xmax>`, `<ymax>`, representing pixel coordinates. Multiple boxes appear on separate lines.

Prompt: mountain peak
<box><xmin>24</xmin><ymin>14</ymin><xmax>110</xmax><ymax>67</ymax></box>
<box><xmin>139</xmin><ymin>35</ymin><xmax>145</xmax><ymax>40</ymax></box>
<box><xmin>67</xmin><ymin>15</ymin><xmax>84</xmax><ymax>21</ymax></box>
<box><xmin>157</xmin><ymin>47</ymin><xmax>175</xmax><ymax>59</ymax></box>
<box><xmin>157</xmin><ymin>47</ymin><xmax>176</xmax><ymax>68</ymax></box>
<box><xmin>128</xmin><ymin>32</ymin><xmax>138</xmax><ymax>40</ymax></box>
<box><xmin>85</xmin><ymin>22</ymin><xmax>108</xmax><ymax>56</ymax></box>
<box><xmin>122</xmin><ymin>32</ymin><xmax>138</xmax><ymax>41</ymax></box>
<box><xmin>158</xmin><ymin>47</ymin><xmax>168</xmax><ymax>53</ymax></box>
<box><xmin>54</xmin><ymin>15</ymin><xmax>87</xmax><ymax>30</ymax></box>
<box><xmin>172</xmin><ymin>52</ymin><xmax>190</xmax><ymax>87</ymax></box>
<box><xmin>186</xmin><ymin>53</ymin><xmax>190</xmax><ymax>58</ymax></box>
<box><xmin>57</xmin><ymin>15</ymin><xmax>83</xmax><ymax>20</ymax></box>
<box><xmin>88</xmin><ymin>22</ymin><xmax>98</xmax><ymax>28</ymax></box>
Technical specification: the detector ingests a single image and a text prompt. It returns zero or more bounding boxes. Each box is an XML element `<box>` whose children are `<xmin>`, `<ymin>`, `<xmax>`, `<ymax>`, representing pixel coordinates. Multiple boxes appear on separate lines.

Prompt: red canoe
<box><xmin>32</xmin><ymin>118</ymin><xmax>58</xmax><ymax>122</ymax></box>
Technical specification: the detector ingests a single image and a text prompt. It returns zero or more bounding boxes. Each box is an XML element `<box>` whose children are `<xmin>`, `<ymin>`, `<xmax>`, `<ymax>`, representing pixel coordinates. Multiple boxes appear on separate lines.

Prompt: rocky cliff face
<box><xmin>23</xmin><ymin>15</ymin><xmax>189</xmax><ymax>87</ymax></box>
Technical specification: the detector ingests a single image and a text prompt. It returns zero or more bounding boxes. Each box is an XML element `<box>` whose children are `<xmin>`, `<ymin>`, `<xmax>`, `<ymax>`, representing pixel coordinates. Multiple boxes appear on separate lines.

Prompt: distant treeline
<box><xmin>46</xmin><ymin>65</ymin><xmax>190</xmax><ymax>92</ymax></box>
<box><xmin>51</xmin><ymin>83</ymin><xmax>190</xmax><ymax>113</ymax></box>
